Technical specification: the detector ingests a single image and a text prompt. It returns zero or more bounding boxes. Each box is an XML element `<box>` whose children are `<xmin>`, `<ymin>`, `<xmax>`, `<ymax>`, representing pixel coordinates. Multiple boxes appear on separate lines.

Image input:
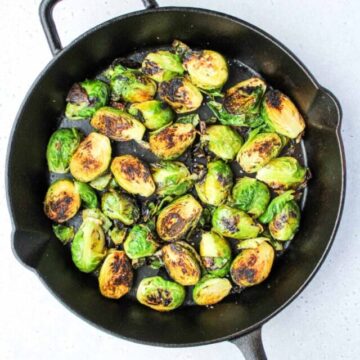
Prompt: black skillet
<box><xmin>6</xmin><ymin>0</ymin><xmax>345</xmax><ymax>359</ymax></box>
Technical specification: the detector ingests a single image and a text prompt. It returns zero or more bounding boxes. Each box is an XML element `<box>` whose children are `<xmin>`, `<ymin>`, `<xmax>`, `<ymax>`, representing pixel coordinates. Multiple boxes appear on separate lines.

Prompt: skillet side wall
<box><xmin>7</xmin><ymin>9</ymin><xmax>344</xmax><ymax>345</ymax></box>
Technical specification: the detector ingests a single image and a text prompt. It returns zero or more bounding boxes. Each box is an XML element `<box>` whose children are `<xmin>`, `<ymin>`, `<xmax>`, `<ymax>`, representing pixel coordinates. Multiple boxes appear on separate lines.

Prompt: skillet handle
<box><xmin>230</xmin><ymin>328</ymin><xmax>267</xmax><ymax>360</ymax></box>
<box><xmin>39</xmin><ymin>0</ymin><xmax>159</xmax><ymax>55</ymax></box>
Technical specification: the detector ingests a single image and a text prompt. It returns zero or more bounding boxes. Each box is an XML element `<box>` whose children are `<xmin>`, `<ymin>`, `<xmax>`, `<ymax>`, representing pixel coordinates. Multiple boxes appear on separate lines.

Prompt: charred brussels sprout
<box><xmin>142</xmin><ymin>50</ymin><xmax>184</xmax><ymax>82</ymax></box>
<box><xmin>44</xmin><ymin>179</ymin><xmax>81</xmax><ymax>223</ymax></box>
<box><xmin>70</xmin><ymin>132</ymin><xmax>112</xmax><ymax>182</ymax></box>
<box><xmin>101</xmin><ymin>190</ymin><xmax>139</xmax><ymax>225</ymax></box>
<box><xmin>183</xmin><ymin>50</ymin><xmax>228</xmax><ymax>90</ymax></box>
<box><xmin>151</xmin><ymin>161</ymin><xmax>193</xmax><ymax>197</ymax></box>
<box><xmin>98</xmin><ymin>250</ymin><xmax>133</xmax><ymax>299</ymax></box>
<box><xmin>193</xmin><ymin>275</ymin><xmax>232</xmax><ymax>306</ymax></box>
<box><xmin>74</xmin><ymin>181</ymin><xmax>98</xmax><ymax>208</ymax></box>
<box><xmin>46</xmin><ymin>128</ymin><xmax>82</xmax><ymax>173</ymax></box>
<box><xmin>71</xmin><ymin>218</ymin><xmax>107</xmax><ymax>273</ymax></box>
<box><xmin>110</xmin><ymin>155</ymin><xmax>155</xmax><ymax>197</ymax></box>
<box><xmin>90</xmin><ymin>107</ymin><xmax>145</xmax><ymax>142</ymax></box>
<box><xmin>149</xmin><ymin>123</ymin><xmax>196</xmax><ymax>160</ymax></box>
<box><xmin>156</xmin><ymin>194</ymin><xmax>202</xmax><ymax>241</ymax></box>
<box><xmin>232</xmin><ymin>177</ymin><xmax>270</xmax><ymax>218</ymax></box>
<box><xmin>202</xmin><ymin>125</ymin><xmax>243</xmax><ymax>161</ymax></box>
<box><xmin>89</xmin><ymin>173</ymin><xmax>112</xmax><ymax>191</ymax></box>
<box><xmin>52</xmin><ymin>224</ymin><xmax>74</xmax><ymax>244</ymax></box>
<box><xmin>256</xmin><ymin>157</ymin><xmax>307</xmax><ymax>190</ymax></box>
<box><xmin>159</xmin><ymin>77</ymin><xmax>203</xmax><ymax>113</ymax></box>
<box><xmin>128</xmin><ymin>100</ymin><xmax>174</xmax><ymax>130</ymax></box>
<box><xmin>136</xmin><ymin>276</ymin><xmax>185</xmax><ymax>311</ymax></box>
<box><xmin>199</xmin><ymin>231</ymin><xmax>232</xmax><ymax>277</ymax></box>
<box><xmin>124</xmin><ymin>224</ymin><xmax>158</xmax><ymax>259</ymax></box>
<box><xmin>212</xmin><ymin>205</ymin><xmax>263</xmax><ymax>240</ymax></box>
<box><xmin>65</xmin><ymin>80</ymin><xmax>109</xmax><ymax>120</ymax></box>
<box><xmin>236</xmin><ymin>131</ymin><xmax>283</xmax><ymax>173</ymax></box>
<box><xmin>224</xmin><ymin>77</ymin><xmax>266</xmax><ymax>115</ymax></box>
<box><xmin>262</xmin><ymin>89</ymin><xmax>305</xmax><ymax>139</ymax></box>
<box><xmin>162</xmin><ymin>242</ymin><xmax>201</xmax><ymax>286</ymax></box>
<box><xmin>230</xmin><ymin>239</ymin><xmax>274</xmax><ymax>287</ymax></box>
<box><xmin>195</xmin><ymin>160</ymin><xmax>233</xmax><ymax>206</ymax></box>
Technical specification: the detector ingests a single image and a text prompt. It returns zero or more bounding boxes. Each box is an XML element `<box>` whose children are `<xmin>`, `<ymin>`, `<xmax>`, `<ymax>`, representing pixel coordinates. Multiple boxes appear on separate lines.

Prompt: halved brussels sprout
<box><xmin>74</xmin><ymin>181</ymin><xmax>98</xmax><ymax>208</ymax></box>
<box><xmin>236</xmin><ymin>131</ymin><xmax>283</xmax><ymax>173</ymax></box>
<box><xmin>224</xmin><ymin>77</ymin><xmax>266</xmax><ymax>115</ymax></box>
<box><xmin>82</xmin><ymin>208</ymin><xmax>112</xmax><ymax>233</ymax></box>
<box><xmin>212</xmin><ymin>205</ymin><xmax>263</xmax><ymax>240</ymax></box>
<box><xmin>193</xmin><ymin>275</ymin><xmax>232</xmax><ymax>306</ymax></box>
<box><xmin>52</xmin><ymin>224</ymin><xmax>74</xmax><ymax>244</ymax></box>
<box><xmin>142</xmin><ymin>50</ymin><xmax>184</xmax><ymax>82</ymax></box>
<box><xmin>110</xmin><ymin>155</ymin><xmax>155</xmax><ymax>197</ymax></box>
<box><xmin>149</xmin><ymin>123</ymin><xmax>196</xmax><ymax>160</ymax></box>
<box><xmin>156</xmin><ymin>194</ymin><xmax>203</xmax><ymax>241</ymax></box>
<box><xmin>44</xmin><ymin>179</ymin><xmax>81</xmax><ymax>223</ymax></box>
<box><xmin>89</xmin><ymin>173</ymin><xmax>112</xmax><ymax>191</ymax></box>
<box><xmin>136</xmin><ymin>276</ymin><xmax>185</xmax><ymax>312</ymax></box>
<box><xmin>230</xmin><ymin>240</ymin><xmax>274</xmax><ymax>287</ymax></box>
<box><xmin>90</xmin><ymin>107</ymin><xmax>145</xmax><ymax>142</ymax></box>
<box><xmin>98</xmin><ymin>250</ymin><xmax>133</xmax><ymax>299</ymax></box>
<box><xmin>151</xmin><ymin>161</ymin><xmax>194</xmax><ymax>197</ymax></box>
<box><xmin>159</xmin><ymin>77</ymin><xmax>203</xmax><ymax>113</ymax></box>
<box><xmin>202</xmin><ymin>125</ymin><xmax>243</xmax><ymax>161</ymax></box>
<box><xmin>123</xmin><ymin>224</ymin><xmax>158</xmax><ymax>259</ymax></box>
<box><xmin>71</xmin><ymin>218</ymin><xmax>107</xmax><ymax>273</ymax></box>
<box><xmin>162</xmin><ymin>242</ymin><xmax>201</xmax><ymax>286</ymax></box>
<box><xmin>199</xmin><ymin>231</ymin><xmax>232</xmax><ymax>277</ymax></box>
<box><xmin>195</xmin><ymin>160</ymin><xmax>233</xmax><ymax>206</ymax></box>
<box><xmin>232</xmin><ymin>177</ymin><xmax>270</xmax><ymax>218</ymax></box>
<box><xmin>183</xmin><ymin>50</ymin><xmax>228</xmax><ymax>90</ymax></box>
<box><xmin>70</xmin><ymin>132</ymin><xmax>112</xmax><ymax>182</ymax></box>
<box><xmin>128</xmin><ymin>100</ymin><xmax>174</xmax><ymax>130</ymax></box>
<box><xmin>46</xmin><ymin>128</ymin><xmax>82</xmax><ymax>173</ymax></box>
<box><xmin>262</xmin><ymin>89</ymin><xmax>305</xmax><ymax>139</ymax></box>
<box><xmin>101</xmin><ymin>190</ymin><xmax>139</xmax><ymax>225</ymax></box>
<box><xmin>256</xmin><ymin>157</ymin><xmax>307</xmax><ymax>190</ymax></box>
<box><xmin>108</xmin><ymin>227</ymin><xmax>127</xmax><ymax>245</ymax></box>
<box><xmin>65</xmin><ymin>80</ymin><xmax>109</xmax><ymax>120</ymax></box>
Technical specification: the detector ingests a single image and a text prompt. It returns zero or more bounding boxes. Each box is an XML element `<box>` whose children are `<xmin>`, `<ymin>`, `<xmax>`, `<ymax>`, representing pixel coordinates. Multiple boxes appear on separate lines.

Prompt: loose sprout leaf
<box><xmin>75</xmin><ymin>181</ymin><xmax>99</xmax><ymax>209</ymax></box>
<box><xmin>52</xmin><ymin>224</ymin><xmax>74</xmax><ymax>244</ymax></box>
<box><xmin>207</xmin><ymin>101</ymin><xmax>246</xmax><ymax>126</ymax></box>
<box><xmin>200</xmin><ymin>88</ymin><xmax>224</xmax><ymax>99</ymax></box>
<box><xmin>177</xmin><ymin>113</ymin><xmax>200</xmax><ymax>126</ymax></box>
<box><xmin>89</xmin><ymin>173</ymin><xmax>112</xmax><ymax>191</ymax></box>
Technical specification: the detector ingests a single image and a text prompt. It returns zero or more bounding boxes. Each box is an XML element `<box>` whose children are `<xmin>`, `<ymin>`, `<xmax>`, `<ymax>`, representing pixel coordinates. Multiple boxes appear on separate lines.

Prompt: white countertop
<box><xmin>1</xmin><ymin>0</ymin><xmax>359</xmax><ymax>359</ymax></box>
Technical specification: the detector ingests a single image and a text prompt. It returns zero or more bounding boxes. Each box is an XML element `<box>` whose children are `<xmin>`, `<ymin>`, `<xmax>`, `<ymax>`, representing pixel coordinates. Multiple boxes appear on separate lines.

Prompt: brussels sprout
<box><xmin>236</xmin><ymin>237</ymin><xmax>270</xmax><ymax>251</ymax></box>
<box><xmin>183</xmin><ymin>50</ymin><xmax>228</xmax><ymax>90</ymax></box>
<box><xmin>98</xmin><ymin>250</ymin><xmax>133</xmax><ymax>299</ymax></box>
<box><xmin>44</xmin><ymin>179</ymin><xmax>81</xmax><ymax>223</ymax></box>
<box><xmin>74</xmin><ymin>181</ymin><xmax>98</xmax><ymax>209</ymax></box>
<box><xmin>108</xmin><ymin>227</ymin><xmax>127</xmax><ymax>245</ymax></box>
<box><xmin>105</xmin><ymin>64</ymin><xmax>157</xmax><ymax>103</ymax></box>
<box><xmin>224</xmin><ymin>77</ymin><xmax>266</xmax><ymax>115</ymax></box>
<box><xmin>136</xmin><ymin>276</ymin><xmax>185</xmax><ymax>311</ymax></box>
<box><xmin>261</xmin><ymin>89</ymin><xmax>305</xmax><ymax>139</ymax></box>
<box><xmin>90</xmin><ymin>107</ymin><xmax>145</xmax><ymax>142</ymax></box>
<box><xmin>82</xmin><ymin>208</ymin><xmax>112</xmax><ymax>233</ymax></box>
<box><xmin>89</xmin><ymin>173</ymin><xmax>112</xmax><ymax>191</ymax></box>
<box><xmin>156</xmin><ymin>194</ymin><xmax>203</xmax><ymax>241</ymax></box>
<box><xmin>150</xmin><ymin>161</ymin><xmax>193</xmax><ymax>197</ymax></box>
<box><xmin>159</xmin><ymin>77</ymin><xmax>203</xmax><ymax>113</ymax></box>
<box><xmin>195</xmin><ymin>160</ymin><xmax>233</xmax><ymax>206</ymax></box>
<box><xmin>149</xmin><ymin>123</ymin><xmax>196</xmax><ymax>160</ymax></box>
<box><xmin>202</xmin><ymin>125</ymin><xmax>243</xmax><ymax>161</ymax></box>
<box><xmin>110</xmin><ymin>155</ymin><xmax>155</xmax><ymax>197</ymax></box>
<box><xmin>162</xmin><ymin>242</ymin><xmax>201</xmax><ymax>286</ymax></box>
<box><xmin>212</xmin><ymin>205</ymin><xmax>263</xmax><ymax>240</ymax></box>
<box><xmin>199</xmin><ymin>231</ymin><xmax>232</xmax><ymax>277</ymax></box>
<box><xmin>128</xmin><ymin>100</ymin><xmax>175</xmax><ymax>130</ymax></box>
<box><xmin>193</xmin><ymin>275</ymin><xmax>232</xmax><ymax>306</ymax></box>
<box><xmin>142</xmin><ymin>50</ymin><xmax>184</xmax><ymax>82</ymax></box>
<box><xmin>52</xmin><ymin>224</ymin><xmax>74</xmax><ymax>244</ymax></box>
<box><xmin>71</xmin><ymin>218</ymin><xmax>107</xmax><ymax>273</ymax></box>
<box><xmin>70</xmin><ymin>132</ymin><xmax>112</xmax><ymax>182</ymax></box>
<box><xmin>46</xmin><ymin>128</ymin><xmax>82</xmax><ymax>173</ymax></box>
<box><xmin>232</xmin><ymin>177</ymin><xmax>270</xmax><ymax>218</ymax></box>
<box><xmin>236</xmin><ymin>131</ymin><xmax>283</xmax><ymax>173</ymax></box>
<box><xmin>124</xmin><ymin>224</ymin><xmax>158</xmax><ymax>259</ymax></box>
<box><xmin>256</xmin><ymin>157</ymin><xmax>307</xmax><ymax>190</ymax></box>
<box><xmin>101</xmin><ymin>190</ymin><xmax>139</xmax><ymax>225</ymax></box>
<box><xmin>230</xmin><ymin>240</ymin><xmax>274</xmax><ymax>287</ymax></box>
<box><xmin>65</xmin><ymin>80</ymin><xmax>109</xmax><ymax>120</ymax></box>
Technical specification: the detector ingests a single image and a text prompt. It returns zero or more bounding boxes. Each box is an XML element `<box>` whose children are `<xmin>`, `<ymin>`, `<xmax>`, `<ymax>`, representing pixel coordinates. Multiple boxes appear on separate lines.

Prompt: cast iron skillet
<box><xmin>6</xmin><ymin>0</ymin><xmax>345</xmax><ymax>359</ymax></box>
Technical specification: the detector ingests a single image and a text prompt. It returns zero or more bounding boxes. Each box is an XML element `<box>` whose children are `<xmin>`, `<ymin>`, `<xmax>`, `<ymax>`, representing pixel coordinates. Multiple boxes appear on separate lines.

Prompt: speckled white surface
<box><xmin>1</xmin><ymin>0</ymin><xmax>359</xmax><ymax>359</ymax></box>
